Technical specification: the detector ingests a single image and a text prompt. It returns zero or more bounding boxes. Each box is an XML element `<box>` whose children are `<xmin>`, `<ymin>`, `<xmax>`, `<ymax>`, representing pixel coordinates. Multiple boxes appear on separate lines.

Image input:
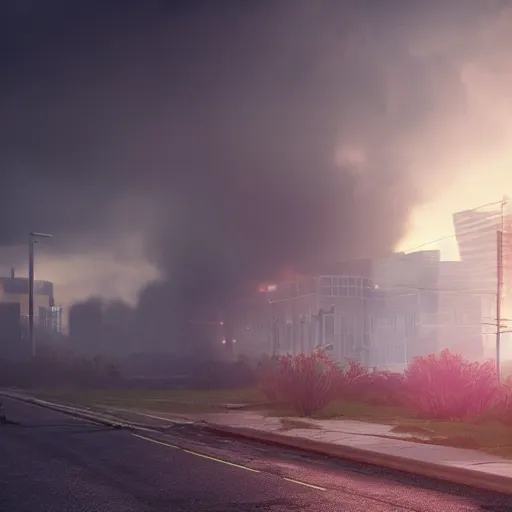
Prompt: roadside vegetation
<box><xmin>258</xmin><ymin>350</ymin><xmax>512</xmax><ymax>422</ymax></box>
<box><xmin>3</xmin><ymin>343</ymin><xmax>512</xmax><ymax>457</ymax></box>
<box><xmin>256</xmin><ymin>350</ymin><xmax>512</xmax><ymax>457</ymax></box>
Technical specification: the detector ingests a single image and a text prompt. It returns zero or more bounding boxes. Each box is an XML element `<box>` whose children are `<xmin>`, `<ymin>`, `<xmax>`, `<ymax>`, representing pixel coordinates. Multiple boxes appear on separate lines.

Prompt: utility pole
<box><xmin>28</xmin><ymin>232</ymin><xmax>52</xmax><ymax>358</ymax></box>
<box><xmin>28</xmin><ymin>236</ymin><xmax>34</xmax><ymax>357</ymax></box>
<box><xmin>300</xmin><ymin>315</ymin><xmax>305</xmax><ymax>354</ymax></box>
<box><xmin>497</xmin><ymin>229</ymin><xmax>503</xmax><ymax>381</ymax></box>
<box><xmin>271</xmin><ymin>317</ymin><xmax>280</xmax><ymax>356</ymax></box>
<box><xmin>316</xmin><ymin>305</ymin><xmax>334</xmax><ymax>348</ymax></box>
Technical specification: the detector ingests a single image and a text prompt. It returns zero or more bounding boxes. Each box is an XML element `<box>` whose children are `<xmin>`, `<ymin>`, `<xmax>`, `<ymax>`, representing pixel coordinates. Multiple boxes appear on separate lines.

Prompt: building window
<box><xmin>320</xmin><ymin>276</ymin><xmax>332</xmax><ymax>296</ymax></box>
<box><xmin>420</xmin><ymin>291</ymin><xmax>438</xmax><ymax>314</ymax></box>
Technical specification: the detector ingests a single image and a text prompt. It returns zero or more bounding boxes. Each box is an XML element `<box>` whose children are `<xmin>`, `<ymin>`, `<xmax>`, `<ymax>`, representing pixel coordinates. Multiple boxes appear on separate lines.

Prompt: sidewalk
<box><xmin>2</xmin><ymin>389</ymin><xmax>512</xmax><ymax>495</ymax></box>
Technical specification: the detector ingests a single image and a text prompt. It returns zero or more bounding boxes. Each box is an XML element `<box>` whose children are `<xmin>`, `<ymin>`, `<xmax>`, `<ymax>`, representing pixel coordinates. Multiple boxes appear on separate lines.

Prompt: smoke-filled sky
<box><xmin>1</xmin><ymin>0</ymin><xmax>512</xmax><ymax>325</ymax></box>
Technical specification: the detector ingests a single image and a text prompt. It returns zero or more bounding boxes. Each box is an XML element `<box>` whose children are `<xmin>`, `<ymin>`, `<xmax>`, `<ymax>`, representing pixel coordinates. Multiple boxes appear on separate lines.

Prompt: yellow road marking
<box><xmin>283</xmin><ymin>477</ymin><xmax>327</xmax><ymax>491</ymax></box>
<box><xmin>134</xmin><ymin>432</ymin><xmax>324</xmax><ymax>488</ymax></box>
<box><xmin>133</xmin><ymin>433</ymin><xmax>258</xmax><ymax>473</ymax></box>
<box><xmin>132</xmin><ymin>433</ymin><xmax>179</xmax><ymax>449</ymax></box>
<box><xmin>182</xmin><ymin>449</ymin><xmax>260</xmax><ymax>473</ymax></box>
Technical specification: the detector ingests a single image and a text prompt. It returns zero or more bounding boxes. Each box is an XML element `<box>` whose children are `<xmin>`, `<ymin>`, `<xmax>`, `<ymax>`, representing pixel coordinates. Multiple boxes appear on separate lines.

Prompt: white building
<box><xmin>453</xmin><ymin>207</ymin><xmax>501</xmax><ymax>358</ymax></box>
<box><xmin>371</xmin><ymin>250</ymin><xmax>483</xmax><ymax>367</ymax></box>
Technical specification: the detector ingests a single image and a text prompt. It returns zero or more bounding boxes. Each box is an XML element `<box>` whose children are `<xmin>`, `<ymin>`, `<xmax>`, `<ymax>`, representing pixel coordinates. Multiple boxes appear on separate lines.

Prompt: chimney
<box><xmin>10</xmin><ymin>268</ymin><xmax>15</xmax><ymax>279</ymax></box>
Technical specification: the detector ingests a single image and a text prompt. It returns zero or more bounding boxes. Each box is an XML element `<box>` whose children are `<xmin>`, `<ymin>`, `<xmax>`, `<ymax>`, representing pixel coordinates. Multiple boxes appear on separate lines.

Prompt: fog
<box><xmin>1</xmin><ymin>0</ymin><xmax>512</xmax><ymax>355</ymax></box>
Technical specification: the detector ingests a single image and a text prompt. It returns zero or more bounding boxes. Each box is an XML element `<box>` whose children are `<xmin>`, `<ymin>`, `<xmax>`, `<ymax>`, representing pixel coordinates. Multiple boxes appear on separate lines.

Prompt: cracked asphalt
<box><xmin>1</xmin><ymin>397</ymin><xmax>511</xmax><ymax>511</ymax></box>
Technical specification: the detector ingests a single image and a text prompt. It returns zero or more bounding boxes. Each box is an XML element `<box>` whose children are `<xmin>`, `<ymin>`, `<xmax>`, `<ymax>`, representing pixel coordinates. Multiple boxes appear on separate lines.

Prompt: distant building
<box><xmin>0</xmin><ymin>302</ymin><xmax>23</xmax><ymax>360</ymax></box>
<box><xmin>453</xmin><ymin>209</ymin><xmax>500</xmax><ymax>289</ymax></box>
<box><xmin>453</xmin><ymin>208</ymin><xmax>505</xmax><ymax>358</ymax></box>
<box><xmin>228</xmin><ymin>250</ymin><xmax>484</xmax><ymax>366</ymax></box>
<box><xmin>372</xmin><ymin>250</ymin><xmax>483</xmax><ymax>367</ymax></box>
<box><xmin>436</xmin><ymin>261</ymin><xmax>483</xmax><ymax>360</ymax></box>
<box><xmin>0</xmin><ymin>269</ymin><xmax>61</xmax><ymax>348</ymax></box>
<box><xmin>229</xmin><ymin>260</ymin><xmax>380</xmax><ymax>366</ymax></box>
<box><xmin>68</xmin><ymin>299</ymin><xmax>103</xmax><ymax>354</ymax></box>
<box><xmin>39</xmin><ymin>305</ymin><xmax>64</xmax><ymax>334</ymax></box>
<box><xmin>371</xmin><ymin>251</ymin><xmax>441</xmax><ymax>369</ymax></box>
<box><xmin>0</xmin><ymin>270</ymin><xmax>55</xmax><ymax>319</ymax></box>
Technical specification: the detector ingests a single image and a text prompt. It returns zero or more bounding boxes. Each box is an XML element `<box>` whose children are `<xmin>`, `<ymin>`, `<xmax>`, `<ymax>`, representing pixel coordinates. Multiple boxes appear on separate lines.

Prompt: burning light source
<box><xmin>258</xmin><ymin>283</ymin><xmax>277</xmax><ymax>293</ymax></box>
<box><xmin>222</xmin><ymin>339</ymin><xmax>226</xmax><ymax>344</ymax></box>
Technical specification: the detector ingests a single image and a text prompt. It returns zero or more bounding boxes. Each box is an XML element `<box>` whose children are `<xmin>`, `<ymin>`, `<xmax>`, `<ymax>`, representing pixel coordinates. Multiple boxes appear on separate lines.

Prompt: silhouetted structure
<box><xmin>0</xmin><ymin>302</ymin><xmax>24</xmax><ymax>360</ymax></box>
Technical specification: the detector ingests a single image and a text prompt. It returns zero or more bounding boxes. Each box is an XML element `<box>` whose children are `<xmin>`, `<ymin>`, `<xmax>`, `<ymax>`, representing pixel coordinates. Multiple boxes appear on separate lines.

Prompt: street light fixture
<box><xmin>29</xmin><ymin>232</ymin><xmax>52</xmax><ymax>358</ymax></box>
<box><xmin>313</xmin><ymin>343</ymin><xmax>334</xmax><ymax>352</ymax></box>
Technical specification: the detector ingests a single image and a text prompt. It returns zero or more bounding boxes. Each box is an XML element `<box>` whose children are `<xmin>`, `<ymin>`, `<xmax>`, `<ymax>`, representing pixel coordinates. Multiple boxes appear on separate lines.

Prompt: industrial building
<box><xmin>0</xmin><ymin>269</ymin><xmax>55</xmax><ymax>316</ymax></box>
<box><xmin>372</xmin><ymin>251</ymin><xmax>483</xmax><ymax>368</ymax></box>
<box><xmin>229</xmin><ymin>260</ymin><xmax>381</xmax><ymax>366</ymax></box>
<box><xmin>228</xmin><ymin>250</ymin><xmax>484</xmax><ymax>368</ymax></box>
<box><xmin>452</xmin><ymin>206</ymin><xmax>510</xmax><ymax>358</ymax></box>
<box><xmin>0</xmin><ymin>269</ymin><xmax>62</xmax><ymax>359</ymax></box>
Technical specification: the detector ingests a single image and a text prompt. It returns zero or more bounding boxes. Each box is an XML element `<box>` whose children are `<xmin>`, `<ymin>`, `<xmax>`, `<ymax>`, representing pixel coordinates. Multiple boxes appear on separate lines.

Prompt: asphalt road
<box><xmin>1</xmin><ymin>397</ymin><xmax>511</xmax><ymax>512</ymax></box>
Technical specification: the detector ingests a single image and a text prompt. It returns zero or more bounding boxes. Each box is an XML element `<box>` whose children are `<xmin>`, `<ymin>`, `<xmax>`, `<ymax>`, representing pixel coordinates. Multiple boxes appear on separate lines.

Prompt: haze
<box><xmin>1</xmin><ymin>0</ymin><xmax>512</xmax><ymax>350</ymax></box>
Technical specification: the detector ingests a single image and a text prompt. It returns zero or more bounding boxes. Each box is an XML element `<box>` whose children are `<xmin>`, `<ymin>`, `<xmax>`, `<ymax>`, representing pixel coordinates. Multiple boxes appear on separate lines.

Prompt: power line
<box><xmin>402</xmin><ymin>198</ymin><xmax>507</xmax><ymax>254</ymax></box>
<box><xmin>403</xmin><ymin>235</ymin><xmax>456</xmax><ymax>253</ymax></box>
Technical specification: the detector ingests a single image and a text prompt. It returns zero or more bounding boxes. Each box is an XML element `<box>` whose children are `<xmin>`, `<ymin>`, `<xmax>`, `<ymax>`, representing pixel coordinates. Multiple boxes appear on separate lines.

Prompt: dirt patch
<box><xmin>391</xmin><ymin>425</ymin><xmax>434</xmax><ymax>436</ymax></box>
<box><xmin>391</xmin><ymin>424</ymin><xmax>485</xmax><ymax>451</ymax></box>
<box><xmin>406</xmin><ymin>435</ymin><xmax>482</xmax><ymax>450</ymax></box>
<box><xmin>279</xmin><ymin>418</ymin><xmax>322</xmax><ymax>431</ymax></box>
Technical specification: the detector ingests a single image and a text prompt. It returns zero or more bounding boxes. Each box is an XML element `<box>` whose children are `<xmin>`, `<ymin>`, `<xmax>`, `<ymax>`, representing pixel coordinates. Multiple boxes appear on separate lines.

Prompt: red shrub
<box><xmin>258</xmin><ymin>353</ymin><xmax>340</xmax><ymax>416</ymax></box>
<box><xmin>493</xmin><ymin>378</ymin><xmax>512</xmax><ymax>425</ymax></box>
<box><xmin>335</xmin><ymin>359</ymin><xmax>371</xmax><ymax>401</ymax></box>
<box><xmin>257</xmin><ymin>357</ymin><xmax>281</xmax><ymax>401</ymax></box>
<box><xmin>334</xmin><ymin>360</ymin><xmax>405</xmax><ymax>406</ymax></box>
<box><xmin>364</xmin><ymin>371</ymin><xmax>407</xmax><ymax>406</ymax></box>
<box><xmin>403</xmin><ymin>350</ymin><xmax>502</xmax><ymax>420</ymax></box>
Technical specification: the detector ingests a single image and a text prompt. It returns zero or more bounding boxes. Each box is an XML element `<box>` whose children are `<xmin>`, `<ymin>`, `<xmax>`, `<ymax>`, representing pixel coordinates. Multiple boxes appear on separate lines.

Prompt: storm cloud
<box><xmin>1</xmin><ymin>0</ymin><xmax>511</xmax><ymax>352</ymax></box>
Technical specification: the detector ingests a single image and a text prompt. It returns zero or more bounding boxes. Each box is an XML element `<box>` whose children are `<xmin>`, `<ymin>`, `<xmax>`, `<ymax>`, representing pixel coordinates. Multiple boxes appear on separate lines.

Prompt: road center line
<box><xmin>182</xmin><ymin>448</ymin><xmax>260</xmax><ymax>473</ymax></box>
<box><xmin>132</xmin><ymin>433</ymin><xmax>179</xmax><ymax>449</ymax></box>
<box><xmin>283</xmin><ymin>477</ymin><xmax>327</xmax><ymax>491</ymax></box>
<box><xmin>133</xmin><ymin>431</ymin><xmax>326</xmax><ymax>489</ymax></box>
<box><xmin>132</xmin><ymin>432</ymin><xmax>259</xmax><ymax>473</ymax></box>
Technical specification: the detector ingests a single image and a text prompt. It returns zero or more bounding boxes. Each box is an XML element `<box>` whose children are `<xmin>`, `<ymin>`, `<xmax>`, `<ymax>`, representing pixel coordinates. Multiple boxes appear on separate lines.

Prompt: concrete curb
<box><xmin>201</xmin><ymin>423</ymin><xmax>512</xmax><ymax>496</ymax></box>
<box><xmin>0</xmin><ymin>391</ymin><xmax>129</xmax><ymax>430</ymax></box>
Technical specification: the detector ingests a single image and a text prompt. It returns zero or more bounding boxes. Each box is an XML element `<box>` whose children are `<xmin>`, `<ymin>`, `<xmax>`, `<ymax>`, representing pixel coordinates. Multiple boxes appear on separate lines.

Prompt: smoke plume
<box><xmin>1</xmin><ymin>1</ymin><xmax>511</xmax><ymax>353</ymax></box>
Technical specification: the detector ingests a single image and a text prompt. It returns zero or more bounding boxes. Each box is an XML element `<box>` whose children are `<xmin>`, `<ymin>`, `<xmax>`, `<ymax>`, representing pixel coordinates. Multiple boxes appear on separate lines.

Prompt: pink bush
<box><xmin>493</xmin><ymin>378</ymin><xmax>512</xmax><ymax>425</ymax></box>
<box><xmin>258</xmin><ymin>353</ymin><xmax>340</xmax><ymax>416</ymax></box>
<box><xmin>403</xmin><ymin>350</ymin><xmax>503</xmax><ymax>420</ymax></box>
<box><xmin>364</xmin><ymin>370</ymin><xmax>406</xmax><ymax>406</ymax></box>
<box><xmin>257</xmin><ymin>349</ymin><xmax>512</xmax><ymax>422</ymax></box>
<box><xmin>335</xmin><ymin>359</ymin><xmax>405</xmax><ymax>406</ymax></box>
<box><xmin>257</xmin><ymin>357</ymin><xmax>280</xmax><ymax>402</ymax></box>
<box><xmin>336</xmin><ymin>359</ymin><xmax>370</xmax><ymax>401</ymax></box>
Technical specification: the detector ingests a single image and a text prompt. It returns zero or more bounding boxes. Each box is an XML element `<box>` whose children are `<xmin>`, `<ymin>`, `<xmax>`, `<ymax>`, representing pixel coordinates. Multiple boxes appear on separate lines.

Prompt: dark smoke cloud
<box><xmin>1</xmin><ymin>0</ymin><xmax>511</xmax><ymax>352</ymax></box>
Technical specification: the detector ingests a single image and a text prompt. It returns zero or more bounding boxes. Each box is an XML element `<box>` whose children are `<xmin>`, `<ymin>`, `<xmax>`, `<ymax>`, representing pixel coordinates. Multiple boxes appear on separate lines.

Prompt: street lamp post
<box><xmin>29</xmin><ymin>232</ymin><xmax>52</xmax><ymax>358</ymax></box>
<box><xmin>300</xmin><ymin>315</ymin><xmax>305</xmax><ymax>354</ymax></box>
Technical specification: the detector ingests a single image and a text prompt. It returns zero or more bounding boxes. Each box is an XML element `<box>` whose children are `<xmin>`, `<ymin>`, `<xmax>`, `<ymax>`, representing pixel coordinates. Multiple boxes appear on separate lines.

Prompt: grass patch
<box><xmin>389</xmin><ymin>419</ymin><xmax>512</xmax><ymax>458</ymax></box>
<box><xmin>313</xmin><ymin>400</ymin><xmax>415</xmax><ymax>422</ymax></box>
<box><xmin>28</xmin><ymin>387</ymin><xmax>267</xmax><ymax>415</ymax></box>
<box><xmin>279</xmin><ymin>418</ymin><xmax>322</xmax><ymax>431</ymax></box>
<box><xmin>264</xmin><ymin>400</ymin><xmax>416</xmax><ymax>424</ymax></box>
<box><xmin>263</xmin><ymin>400</ymin><xmax>512</xmax><ymax>459</ymax></box>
